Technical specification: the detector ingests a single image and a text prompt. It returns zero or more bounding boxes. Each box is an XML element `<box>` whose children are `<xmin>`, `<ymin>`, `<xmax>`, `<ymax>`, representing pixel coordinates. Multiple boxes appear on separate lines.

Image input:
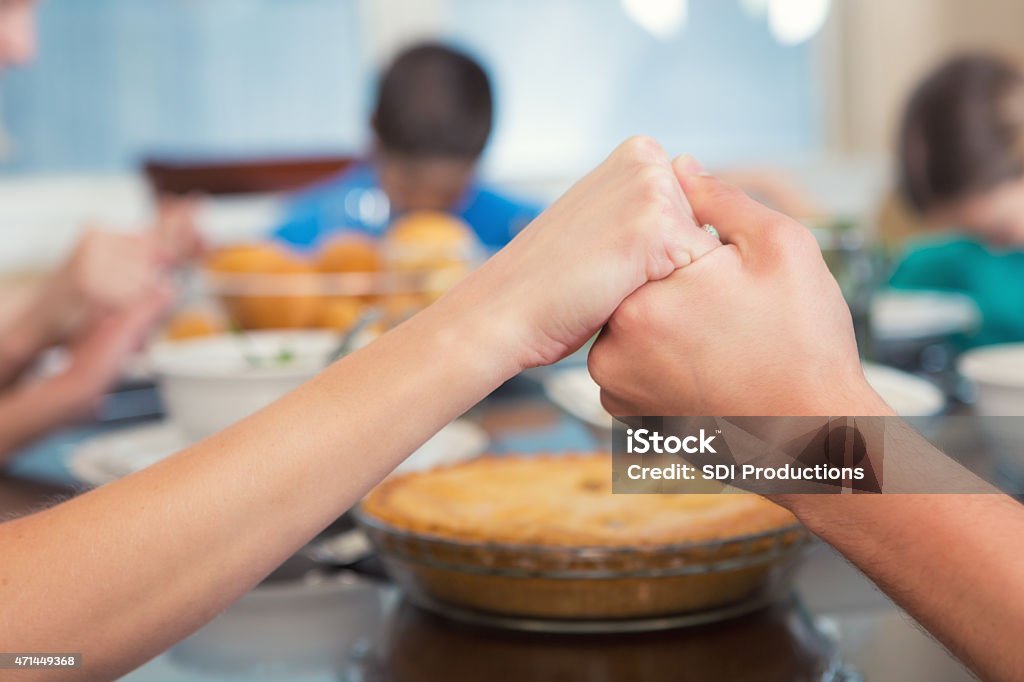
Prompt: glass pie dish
<box><xmin>354</xmin><ymin>508</ymin><xmax>810</xmax><ymax>633</ymax></box>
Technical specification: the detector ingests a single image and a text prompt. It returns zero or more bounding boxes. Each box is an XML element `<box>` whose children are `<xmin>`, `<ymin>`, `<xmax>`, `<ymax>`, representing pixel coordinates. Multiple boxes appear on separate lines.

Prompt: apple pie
<box><xmin>359</xmin><ymin>453</ymin><xmax>807</xmax><ymax>623</ymax></box>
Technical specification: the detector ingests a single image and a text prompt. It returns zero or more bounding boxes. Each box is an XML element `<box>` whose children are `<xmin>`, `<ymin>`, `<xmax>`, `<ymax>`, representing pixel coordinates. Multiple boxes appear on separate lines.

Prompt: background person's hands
<box><xmin>589</xmin><ymin>164</ymin><xmax>892</xmax><ymax>417</ymax></box>
<box><xmin>0</xmin><ymin>284</ymin><xmax>173</xmax><ymax>461</ymax></box>
<box><xmin>51</xmin><ymin>283</ymin><xmax>175</xmax><ymax>421</ymax></box>
<box><xmin>440</xmin><ymin>136</ymin><xmax>721</xmax><ymax>374</ymax></box>
<box><xmin>39</xmin><ymin>203</ymin><xmax>202</xmax><ymax>345</ymax></box>
<box><xmin>37</xmin><ymin>227</ymin><xmax>167</xmax><ymax>350</ymax></box>
<box><xmin>0</xmin><ymin>215</ymin><xmax>197</xmax><ymax>389</ymax></box>
<box><xmin>154</xmin><ymin>195</ymin><xmax>206</xmax><ymax>266</ymax></box>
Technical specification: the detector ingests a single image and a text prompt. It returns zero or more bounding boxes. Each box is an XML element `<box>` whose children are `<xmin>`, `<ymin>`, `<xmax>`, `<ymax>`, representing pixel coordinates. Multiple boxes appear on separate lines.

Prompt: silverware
<box><xmin>326</xmin><ymin>309</ymin><xmax>383</xmax><ymax>364</ymax></box>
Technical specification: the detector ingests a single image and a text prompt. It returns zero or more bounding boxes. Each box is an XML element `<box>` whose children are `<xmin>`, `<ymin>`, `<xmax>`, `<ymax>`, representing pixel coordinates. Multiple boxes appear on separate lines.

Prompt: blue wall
<box><xmin>1</xmin><ymin>0</ymin><xmax>368</xmax><ymax>172</ymax></box>
<box><xmin>0</xmin><ymin>0</ymin><xmax>821</xmax><ymax>174</ymax></box>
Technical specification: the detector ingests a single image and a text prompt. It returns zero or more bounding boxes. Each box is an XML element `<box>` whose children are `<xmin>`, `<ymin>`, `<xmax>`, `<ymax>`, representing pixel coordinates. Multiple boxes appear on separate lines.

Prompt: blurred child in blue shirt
<box><xmin>274</xmin><ymin>43</ymin><xmax>541</xmax><ymax>252</ymax></box>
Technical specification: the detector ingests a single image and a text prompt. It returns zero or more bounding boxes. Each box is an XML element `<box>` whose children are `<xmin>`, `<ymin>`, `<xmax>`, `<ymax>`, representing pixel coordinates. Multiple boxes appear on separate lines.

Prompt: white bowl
<box><xmin>958</xmin><ymin>344</ymin><xmax>1024</xmax><ymax>472</ymax></box>
<box><xmin>862</xmin><ymin>363</ymin><xmax>945</xmax><ymax>418</ymax></box>
<box><xmin>150</xmin><ymin>331</ymin><xmax>339</xmax><ymax>441</ymax></box>
<box><xmin>871</xmin><ymin>290</ymin><xmax>980</xmax><ymax>341</ymax></box>
<box><xmin>541</xmin><ymin>363</ymin><xmax>944</xmax><ymax>430</ymax></box>
<box><xmin>959</xmin><ymin>344</ymin><xmax>1024</xmax><ymax>415</ymax></box>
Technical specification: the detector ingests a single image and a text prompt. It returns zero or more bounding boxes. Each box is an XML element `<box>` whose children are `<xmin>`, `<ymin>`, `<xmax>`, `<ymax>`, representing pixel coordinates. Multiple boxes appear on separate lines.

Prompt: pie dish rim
<box><xmin>357</xmin><ymin>452</ymin><xmax>804</xmax><ymax>557</ymax></box>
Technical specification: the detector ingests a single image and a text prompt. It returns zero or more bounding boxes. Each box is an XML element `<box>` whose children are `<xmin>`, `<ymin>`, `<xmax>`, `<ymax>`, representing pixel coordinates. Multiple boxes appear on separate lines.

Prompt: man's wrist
<box><xmin>798</xmin><ymin>372</ymin><xmax>897</xmax><ymax>418</ymax></box>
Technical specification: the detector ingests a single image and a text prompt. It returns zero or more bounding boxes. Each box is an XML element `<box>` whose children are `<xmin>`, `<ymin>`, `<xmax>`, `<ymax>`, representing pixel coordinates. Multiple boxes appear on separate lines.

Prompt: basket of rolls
<box><xmin>201</xmin><ymin>211</ymin><xmax>481</xmax><ymax>333</ymax></box>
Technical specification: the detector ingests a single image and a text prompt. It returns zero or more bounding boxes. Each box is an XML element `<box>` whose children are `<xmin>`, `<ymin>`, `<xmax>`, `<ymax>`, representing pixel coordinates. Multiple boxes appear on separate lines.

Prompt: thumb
<box><xmin>676</xmin><ymin>172</ymin><xmax>794</xmax><ymax>251</ymax></box>
<box><xmin>660</xmin><ymin>158</ymin><xmax>721</xmax><ymax>271</ymax></box>
<box><xmin>669</xmin><ymin>154</ymin><xmax>702</xmax><ymax>226</ymax></box>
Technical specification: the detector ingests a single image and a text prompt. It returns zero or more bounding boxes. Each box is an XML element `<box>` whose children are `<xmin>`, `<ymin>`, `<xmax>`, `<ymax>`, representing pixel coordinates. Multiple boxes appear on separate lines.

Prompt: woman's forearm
<box><xmin>0</xmin><ymin>138</ymin><xmax>714</xmax><ymax>681</ymax></box>
<box><xmin>0</xmin><ymin>302</ymin><xmax>514</xmax><ymax>680</ymax></box>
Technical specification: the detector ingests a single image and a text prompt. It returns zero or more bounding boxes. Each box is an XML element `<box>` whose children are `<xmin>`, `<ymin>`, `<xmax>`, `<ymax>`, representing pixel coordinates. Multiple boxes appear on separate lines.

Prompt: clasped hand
<box><xmin>587</xmin><ymin>150</ymin><xmax>889</xmax><ymax>418</ymax></box>
<box><xmin>448</xmin><ymin>136</ymin><xmax>887</xmax><ymax>418</ymax></box>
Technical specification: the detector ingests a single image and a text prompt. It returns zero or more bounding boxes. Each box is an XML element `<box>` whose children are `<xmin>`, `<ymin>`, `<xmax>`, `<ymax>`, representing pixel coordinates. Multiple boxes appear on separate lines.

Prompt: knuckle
<box><xmin>613</xmin><ymin>294</ymin><xmax>649</xmax><ymax>330</ymax></box>
<box><xmin>587</xmin><ymin>342</ymin><xmax>610</xmax><ymax>386</ymax></box>
<box><xmin>634</xmin><ymin>167</ymin><xmax>672</xmax><ymax>208</ymax></box>
<box><xmin>618</xmin><ymin>290</ymin><xmax>672</xmax><ymax>336</ymax></box>
<box><xmin>773</xmin><ymin>222</ymin><xmax>821</xmax><ymax>261</ymax></box>
<box><xmin>618</xmin><ymin>135</ymin><xmax>665</xmax><ymax>164</ymax></box>
<box><xmin>792</xmin><ymin>227</ymin><xmax>822</xmax><ymax>257</ymax></box>
<box><xmin>599</xmin><ymin>389</ymin><xmax>624</xmax><ymax>418</ymax></box>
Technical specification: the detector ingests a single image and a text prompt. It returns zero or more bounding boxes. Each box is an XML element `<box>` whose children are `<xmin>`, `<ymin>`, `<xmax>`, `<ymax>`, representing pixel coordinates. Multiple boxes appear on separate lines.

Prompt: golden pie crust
<box><xmin>362</xmin><ymin>453</ymin><xmax>797</xmax><ymax>548</ymax></box>
<box><xmin>359</xmin><ymin>454</ymin><xmax>806</xmax><ymax>622</ymax></box>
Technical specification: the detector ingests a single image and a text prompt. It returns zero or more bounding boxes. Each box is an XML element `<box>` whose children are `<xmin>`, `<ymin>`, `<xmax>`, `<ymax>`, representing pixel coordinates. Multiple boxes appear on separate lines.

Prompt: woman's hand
<box><xmin>435</xmin><ymin>137</ymin><xmax>720</xmax><ymax>376</ymax></box>
<box><xmin>589</xmin><ymin>165</ymin><xmax>890</xmax><ymax>417</ymax></box>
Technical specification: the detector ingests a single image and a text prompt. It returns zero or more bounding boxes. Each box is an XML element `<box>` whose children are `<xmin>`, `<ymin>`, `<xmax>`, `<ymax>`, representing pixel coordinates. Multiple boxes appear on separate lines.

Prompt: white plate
<box><xmin>68</xmin><ymin>419</ymin><xmax>489</xmax><ymax>487</ymax></box>
<box><xmin>393</xmin><ymin>419</ymin><xmax>490</xmax><ymax>474</ymax></box>
<box><xmin>542</xmin><ymin>363</ymin><xmax>945</xmax><ymax>429</ymax></box>
<box><xmin>541</xmin><ymin>368</ymin><xmax>615</xmax><ymax>430</ymax></box>
<box><xmin>67</xmin><ymin>422</ymin><xmax>189</xmax><ymax>486</ymax></box>
<box><xmin>871</xmin><ymin>290</ymin><xmax>980</xmax><ymax>341</ymax></box>
<box><xmin>862</xmin><ymin>363</ymin><xmax>945</xmax><ymax>417</ymax></box>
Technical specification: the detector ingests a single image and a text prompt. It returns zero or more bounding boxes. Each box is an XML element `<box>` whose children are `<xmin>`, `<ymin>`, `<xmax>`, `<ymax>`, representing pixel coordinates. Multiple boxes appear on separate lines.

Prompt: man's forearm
<box><xmin>787</xmin><ymin>488</ymin><xmax>1024</xmax><ymax>681</ymax></box>
<box><xmin>777</xmin><ymin>411</ymin><xmax>1024</xmax><ymax>681</ymax></box>
<box><xmin>0</xmin><ymin>304</ymin><xmax>516</xmax><ymax>681</ymax></box>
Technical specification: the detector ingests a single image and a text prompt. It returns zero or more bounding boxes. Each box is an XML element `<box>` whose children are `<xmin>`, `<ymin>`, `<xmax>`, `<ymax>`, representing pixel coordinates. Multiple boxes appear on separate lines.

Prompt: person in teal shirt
<box><xmin>890</xmin><ymin>236</ymin><xmax>1024</xmax><ymax>347</ymax></box>
<box><xmin>889</xmin><ymin>53</ymin><xmax>1024</xmax><ymax>348</ymax></box>
<box><xmin>274</xmin><ymin>43</ymin><xmax>540</xmax><ymax>252</ymax></box>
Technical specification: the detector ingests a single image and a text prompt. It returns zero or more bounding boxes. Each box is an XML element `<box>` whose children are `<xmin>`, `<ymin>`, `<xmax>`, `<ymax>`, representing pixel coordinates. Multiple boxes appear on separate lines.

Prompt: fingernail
<box><xmin>677</xmin><ymin>154</ymin><xmax>707</xmax><ymax>175</ymax></box>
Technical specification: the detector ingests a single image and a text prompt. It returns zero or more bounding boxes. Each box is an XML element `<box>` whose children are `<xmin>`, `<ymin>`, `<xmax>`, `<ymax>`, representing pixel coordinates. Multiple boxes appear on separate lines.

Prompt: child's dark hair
<box><xmin>899</xmin><ymin>53</ymin><xmax>1024</xmax><ymax>213</ymax></box>
<box><xmin>372</xmin><ymin>42</ymin><xmax>493</xmax><ymax>160</ymax></box>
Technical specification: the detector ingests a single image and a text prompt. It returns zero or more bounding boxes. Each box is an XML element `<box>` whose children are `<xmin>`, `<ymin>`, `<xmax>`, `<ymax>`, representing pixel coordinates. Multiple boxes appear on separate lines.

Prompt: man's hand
<box><xmin>589</xmin><ymin>164</ymin><xmax>889</xmax><ymax>417</ymax></box>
